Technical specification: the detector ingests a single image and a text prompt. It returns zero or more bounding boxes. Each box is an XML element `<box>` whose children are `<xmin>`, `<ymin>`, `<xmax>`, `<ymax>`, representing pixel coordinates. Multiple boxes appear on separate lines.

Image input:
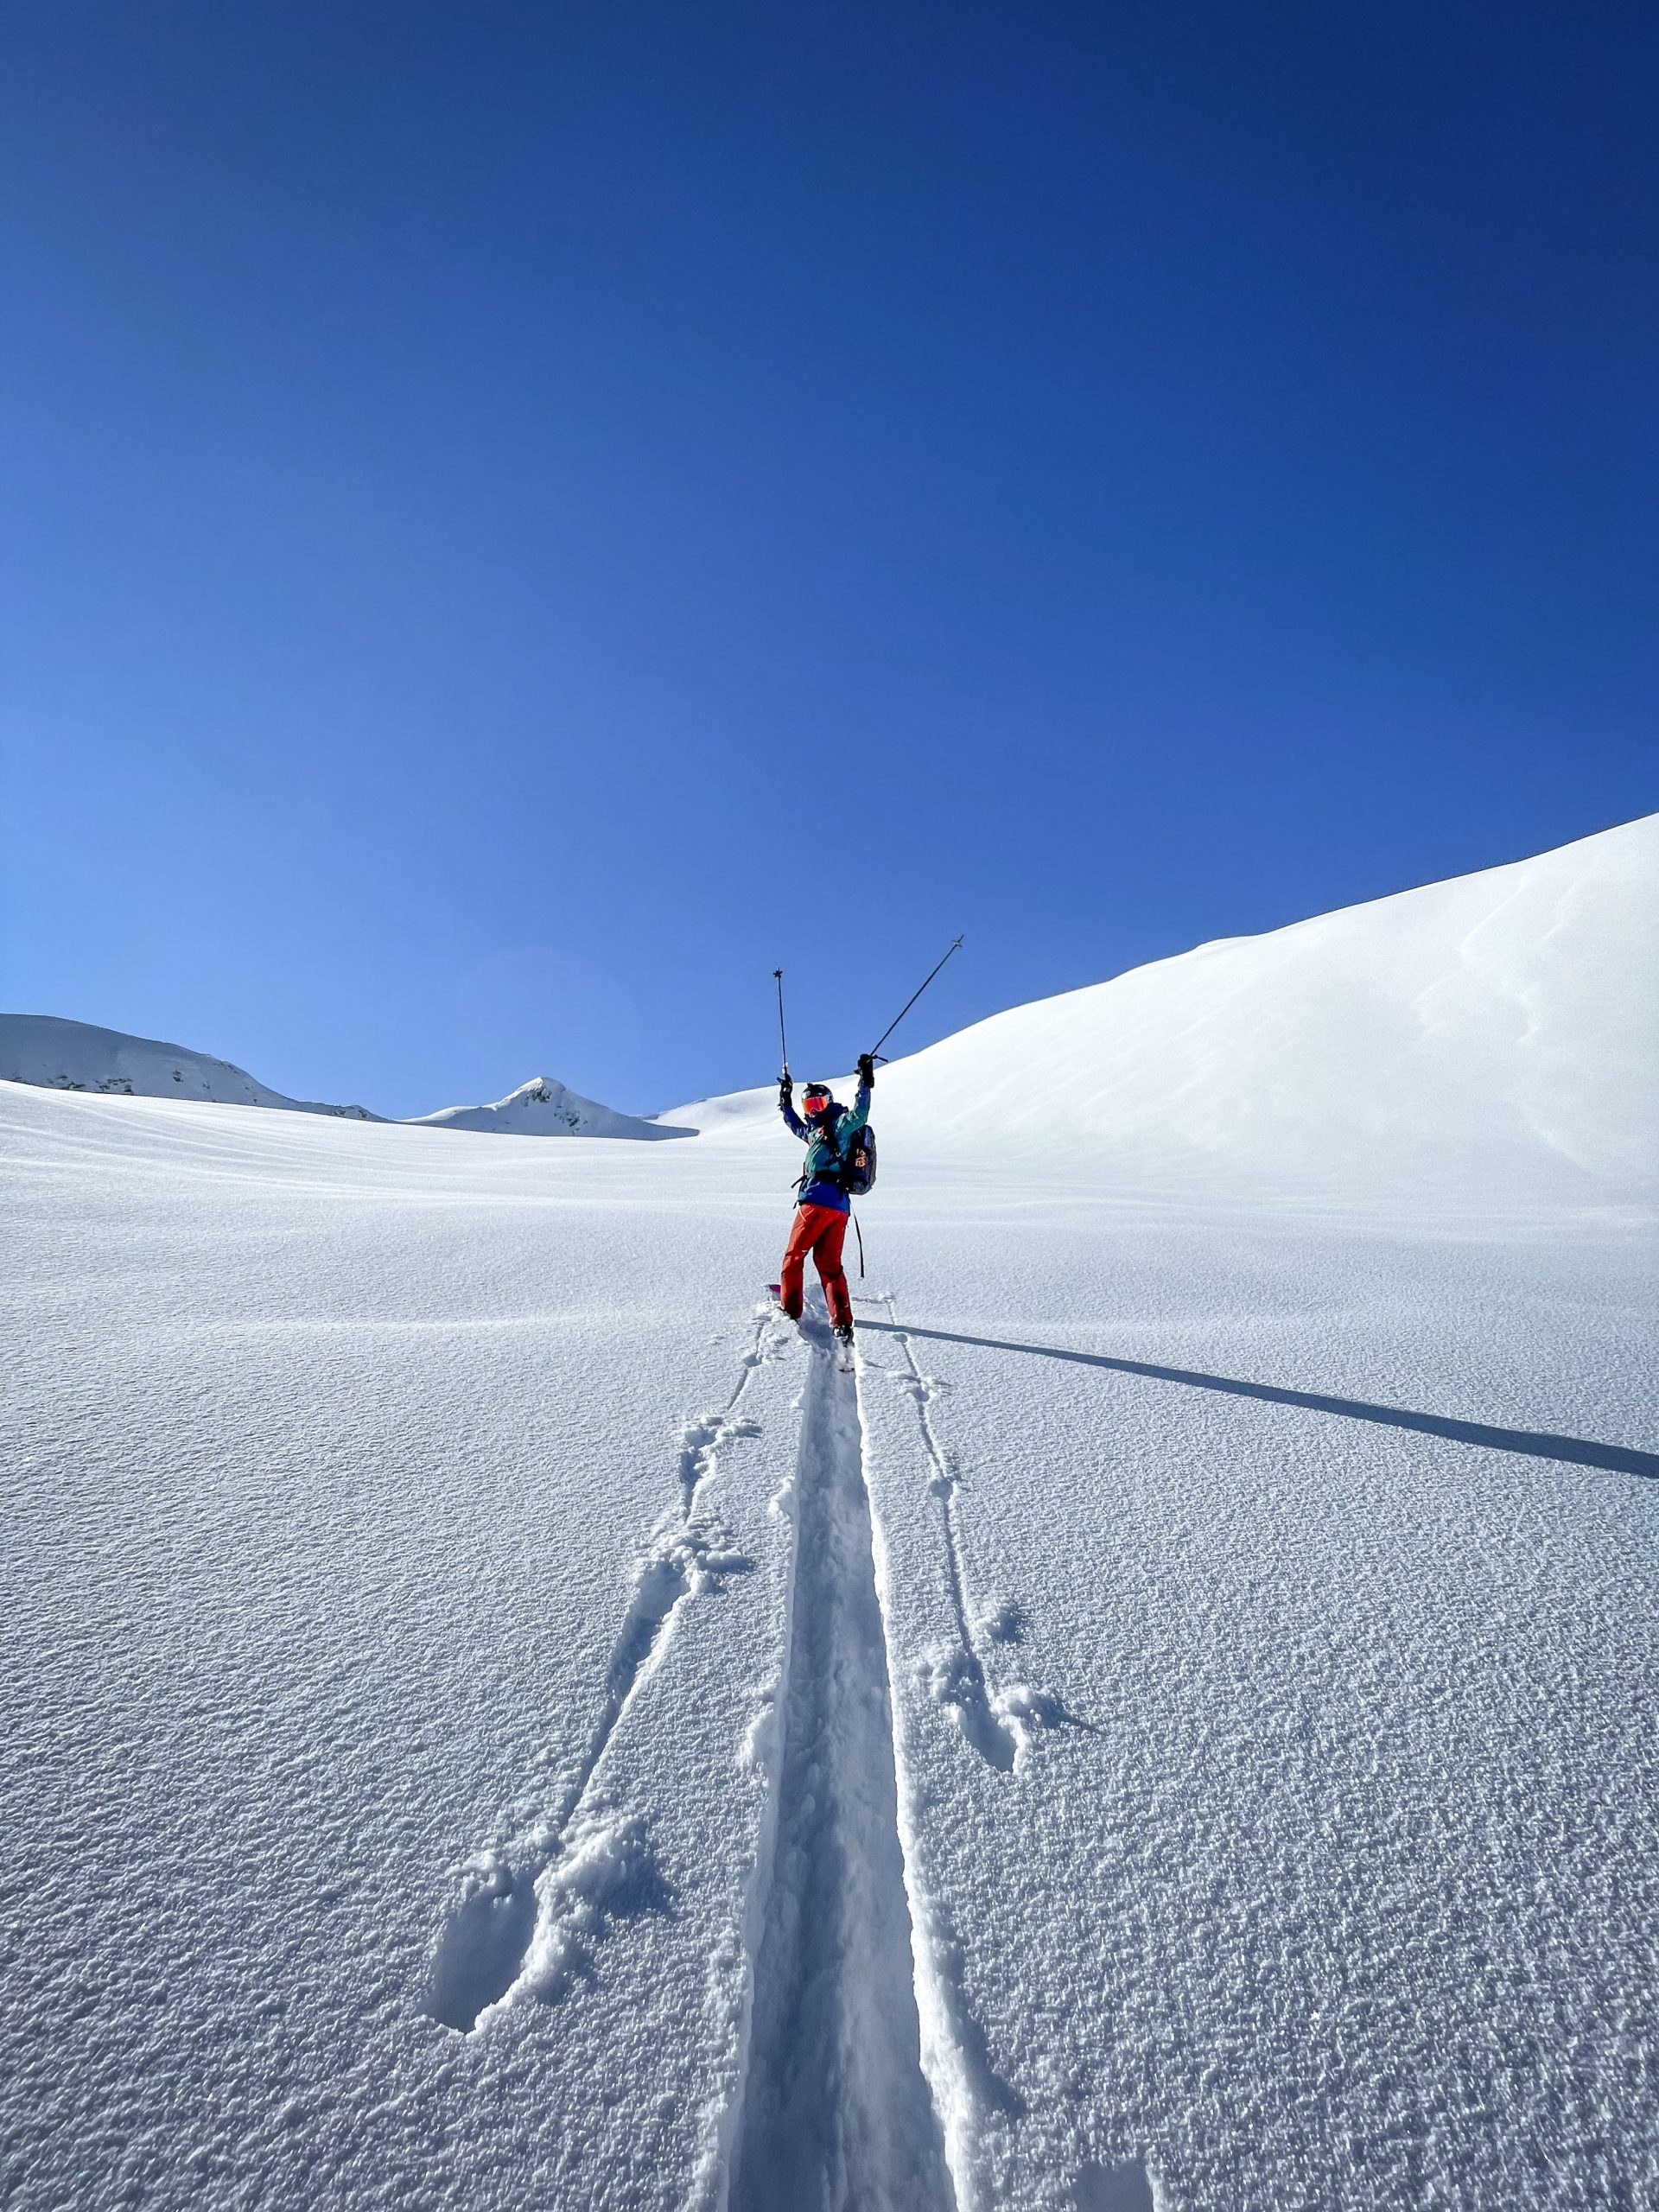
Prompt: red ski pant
<box><xmin>779</xmin><ymin>1203</ymin><xmax>853</xmax><ymax>1331</ymax></box>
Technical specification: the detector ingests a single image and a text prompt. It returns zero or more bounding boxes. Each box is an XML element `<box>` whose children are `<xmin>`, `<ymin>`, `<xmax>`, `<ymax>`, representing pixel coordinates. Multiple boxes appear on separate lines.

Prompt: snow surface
<box><xmin>406</xmin><ymin>1074</ymin><xmax>693</xmax><ymax>1141</ymax></box>
<box><xmin>0</xmin><ymin>1013</ymin><xmax>380</xmax><ymax>1119</ymax></box>
<box><xmin>3</xmin><ymin>817</ymin><xmax>1656</xmax><ymax>2211</ymax></box>
<box><xmin>664</xmin><ymin>814</ymin><xmax>1659</xmax><ymax>1195</ymax></box>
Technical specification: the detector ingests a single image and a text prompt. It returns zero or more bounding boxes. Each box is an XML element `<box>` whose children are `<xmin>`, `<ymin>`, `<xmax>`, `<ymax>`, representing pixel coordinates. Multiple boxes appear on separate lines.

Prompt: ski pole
<box><xmin>772</xmin><ymin>968</ymin><xmax>789</xmax><ymax>1077</ymax></box>
<box><xmin>868</xmin><ymin>936</ymin><xmax>964</xmax><ymax>1060</ymax></box>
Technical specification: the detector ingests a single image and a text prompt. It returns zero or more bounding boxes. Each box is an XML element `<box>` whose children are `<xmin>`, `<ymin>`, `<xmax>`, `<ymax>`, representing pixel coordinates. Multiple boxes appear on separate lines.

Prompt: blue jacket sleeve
<box><xmin>781</xmin><ymin>1096</ymin><xmax>808</xmax><ymax>1141</ymax></box>
<box><xmin>839</xmin><ymin>1080</ymin><xmax>872</xmax><ymax>1138</ymax></box>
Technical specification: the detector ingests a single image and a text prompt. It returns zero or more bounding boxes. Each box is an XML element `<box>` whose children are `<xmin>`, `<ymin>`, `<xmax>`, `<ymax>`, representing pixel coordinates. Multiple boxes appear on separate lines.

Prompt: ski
<box><xmin>766</xmin><ymin>1286</ymin><xmax>855</xmax><ymax>1371</ymax></box>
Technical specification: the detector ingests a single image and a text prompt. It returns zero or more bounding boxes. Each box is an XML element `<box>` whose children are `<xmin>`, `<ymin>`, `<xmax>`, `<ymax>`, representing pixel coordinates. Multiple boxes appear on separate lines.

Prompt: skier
<box><xmin>777</xmin><ymin>1053</ymin><xmax>875</xmax><ymax>1351</ymax></box>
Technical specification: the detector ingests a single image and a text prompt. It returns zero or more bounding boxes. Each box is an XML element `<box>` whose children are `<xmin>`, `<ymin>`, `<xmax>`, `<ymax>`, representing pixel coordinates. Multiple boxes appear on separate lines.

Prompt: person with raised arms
<box><xmin>776</xmin><ymin>1053</ymin><xmax>874</xmax><ymax>1352</ymax></box>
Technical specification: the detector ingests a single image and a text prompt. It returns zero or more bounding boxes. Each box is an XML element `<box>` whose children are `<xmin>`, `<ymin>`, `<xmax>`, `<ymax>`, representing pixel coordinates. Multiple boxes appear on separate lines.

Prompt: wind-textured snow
<box><xmin>3</xmin><ymin>817</ymin><xmax>1656</xmax><ymax>2211</ymax></box>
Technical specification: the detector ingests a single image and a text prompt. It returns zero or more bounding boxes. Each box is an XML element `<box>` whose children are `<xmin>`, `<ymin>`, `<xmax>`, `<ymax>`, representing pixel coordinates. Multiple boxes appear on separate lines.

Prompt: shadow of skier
<box><xmin>857</xmin><ymin>1324</ymin><xmax>1658</xmax><ymax>1481</ymax></box>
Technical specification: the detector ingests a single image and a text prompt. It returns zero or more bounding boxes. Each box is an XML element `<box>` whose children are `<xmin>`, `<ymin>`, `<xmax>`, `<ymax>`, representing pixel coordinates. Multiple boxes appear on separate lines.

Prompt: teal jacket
<box><xmin>782</xmin><ymin>1082</ymin><xmax>871</xmax><ymax>1211</ymax></box>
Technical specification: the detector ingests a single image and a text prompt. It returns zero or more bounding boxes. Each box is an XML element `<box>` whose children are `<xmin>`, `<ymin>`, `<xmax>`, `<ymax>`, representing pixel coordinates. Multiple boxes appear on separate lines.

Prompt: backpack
<box><xmin>839</xmin><ymin>1121</ymin><xmax>877</xmax><ymax>1197</ymax></box>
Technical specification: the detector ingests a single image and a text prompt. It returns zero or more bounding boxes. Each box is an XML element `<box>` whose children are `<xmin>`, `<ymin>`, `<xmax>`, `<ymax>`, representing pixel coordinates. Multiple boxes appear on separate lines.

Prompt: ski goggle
<box><xmin>802</xmin><ymin>1089</ymin><xmax>832</xmax><ymax>1115</ymax></box>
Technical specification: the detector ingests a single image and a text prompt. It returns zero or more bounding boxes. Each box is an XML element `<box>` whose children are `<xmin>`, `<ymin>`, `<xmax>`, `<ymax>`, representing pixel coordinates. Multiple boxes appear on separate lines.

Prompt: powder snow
<box><xmin>3</xmin><ymin>817</ymin><xmax>1655</xmax><ymax>2212</ymax></box>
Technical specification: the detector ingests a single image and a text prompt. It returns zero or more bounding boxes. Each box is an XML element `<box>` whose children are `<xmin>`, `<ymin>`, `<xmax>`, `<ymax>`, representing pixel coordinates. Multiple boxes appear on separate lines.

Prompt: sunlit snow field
<box><xmin>3</xmin><ymin>820</ymin><xmax>1656</xmax><ymax>2211</ymax></box>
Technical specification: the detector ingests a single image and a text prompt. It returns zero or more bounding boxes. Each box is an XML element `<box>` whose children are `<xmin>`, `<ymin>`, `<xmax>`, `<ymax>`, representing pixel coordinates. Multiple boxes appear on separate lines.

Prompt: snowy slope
<box><xmin>404</xmin><ymin>1074</ymin><xmax>692</xmax><ymax>1140</ymax></box>
<box><xmin>669</xmin><ymin>814</ymin><xmax>1659</xmax><ymax>1192</ymax></box>
<box><xmin>3</xmin><ymin>817</ymin><xmax>1656</xmax><ymax>2212</ymax></box>
<box><xmin>0</xmin><ymin>1012</ymin><xmax>381</xmax><ymax>1119</ymax></box>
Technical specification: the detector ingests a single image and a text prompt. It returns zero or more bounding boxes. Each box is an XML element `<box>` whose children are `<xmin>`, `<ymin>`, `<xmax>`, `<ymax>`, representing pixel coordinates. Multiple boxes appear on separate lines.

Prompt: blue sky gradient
<box><xmin>3</xmin><ymin>2</ymin><xmax>1655</xmax><ymax>1115</ymax></box>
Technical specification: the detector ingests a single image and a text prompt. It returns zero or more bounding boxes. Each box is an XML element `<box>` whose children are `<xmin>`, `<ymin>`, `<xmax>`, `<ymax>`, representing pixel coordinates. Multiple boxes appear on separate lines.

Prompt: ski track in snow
<box><xmin>872</xmin><ymin>1295</ymin><xmax>1081</xmax><ymax>1770</ymax></box>
<box><xmin>423</xmin><ymin>1285</ymin><xmax>1090</xmax><ymax>2197</ymax></box>
<box><xmin>721</xmin><ymin>1311</ymin><xmax>957</xmax><ymax>2212</ymax></box>
<box><xmin>10</xmin><ymin>818</ymin><xmax>1656</xmax><ymax>2211</ymax></box>
<box><xmin>425</xmin><ymin>1310</ymin><xmax>777</xmax><ymax>2035</ymax></box>
<box><xmin>714</xmin><ymin>1299</ymin><xmax>1105</xmax><ymax>2212</ymax></box>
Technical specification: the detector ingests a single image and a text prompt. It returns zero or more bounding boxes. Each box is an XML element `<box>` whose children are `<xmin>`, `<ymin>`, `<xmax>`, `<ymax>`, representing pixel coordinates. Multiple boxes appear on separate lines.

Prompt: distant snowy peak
<box><xmin>0</xmin><ymin>1017</ymin><xmax>688</xmax><ymax>1141</ymax></box>
<box><xmin>0</xmin><ymin>1014</ymin><xmax>379</xmax><ymax>1120</ymax></box>
<box><xmin>402</xmin><ymin>1075</ymin><xmax>692</xmax><ymax>1141</ymax></box>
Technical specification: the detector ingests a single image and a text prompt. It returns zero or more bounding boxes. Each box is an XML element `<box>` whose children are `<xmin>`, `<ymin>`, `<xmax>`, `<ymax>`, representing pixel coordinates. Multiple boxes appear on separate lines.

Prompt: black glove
<box><xmin>779</xmin><ymin>1073</ymin><xmax>793</xmax><ymax>1105</ymax></box>
<box><xmin>856</xmin><ymin>1052</ymin><xmax>875</xmax><ymax>1088</ymax></box>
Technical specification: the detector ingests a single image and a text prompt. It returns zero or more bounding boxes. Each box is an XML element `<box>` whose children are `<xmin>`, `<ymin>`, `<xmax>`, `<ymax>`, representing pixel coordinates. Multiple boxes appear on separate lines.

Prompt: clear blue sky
<box><xmin>3</xmin><ymin>2</ymin><xmax>1654</xmax><ymax>1116</ymax></box>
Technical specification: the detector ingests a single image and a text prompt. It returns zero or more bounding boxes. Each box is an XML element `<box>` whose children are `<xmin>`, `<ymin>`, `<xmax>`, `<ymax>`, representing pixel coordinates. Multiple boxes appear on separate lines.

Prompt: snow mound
<box><xmin>669</xmin><ymin>814</ymin><xmax>1659</xmax><ymax>1193</ymax></box>
<box><xmin>0</xmin><ymin>1013</ymin><xmax>380</xmax><ymax>1120</ymax></box>
<box><xmin>404</xmin><ymin>1075</ymin><xmax>693</xmax><ymax>1141</ymax></box>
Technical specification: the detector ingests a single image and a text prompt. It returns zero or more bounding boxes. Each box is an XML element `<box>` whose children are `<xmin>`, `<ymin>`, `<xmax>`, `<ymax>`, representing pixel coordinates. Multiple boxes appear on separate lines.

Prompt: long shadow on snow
<box><xmin>858</xmin><ymin>1325</ymin><xmax>1658</xmax><ymax>1482</ymax></box>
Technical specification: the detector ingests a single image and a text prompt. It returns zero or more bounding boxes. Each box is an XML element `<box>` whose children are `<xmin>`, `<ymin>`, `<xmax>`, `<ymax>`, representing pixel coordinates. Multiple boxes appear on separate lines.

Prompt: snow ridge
<box><xmin>0</xmin><ymin>1013</ymin><xmax>379</xmax><ymax>1119</ymax></box>
<box><xmin>424</xmin><ymin>1312</ymin><xmax>776</xmax><ymax>2033</ymax></box>
<box><xmin>664</xmin><ymin>813</ymin><xmax>1659</xmax><ymax>1193</ymax></box>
